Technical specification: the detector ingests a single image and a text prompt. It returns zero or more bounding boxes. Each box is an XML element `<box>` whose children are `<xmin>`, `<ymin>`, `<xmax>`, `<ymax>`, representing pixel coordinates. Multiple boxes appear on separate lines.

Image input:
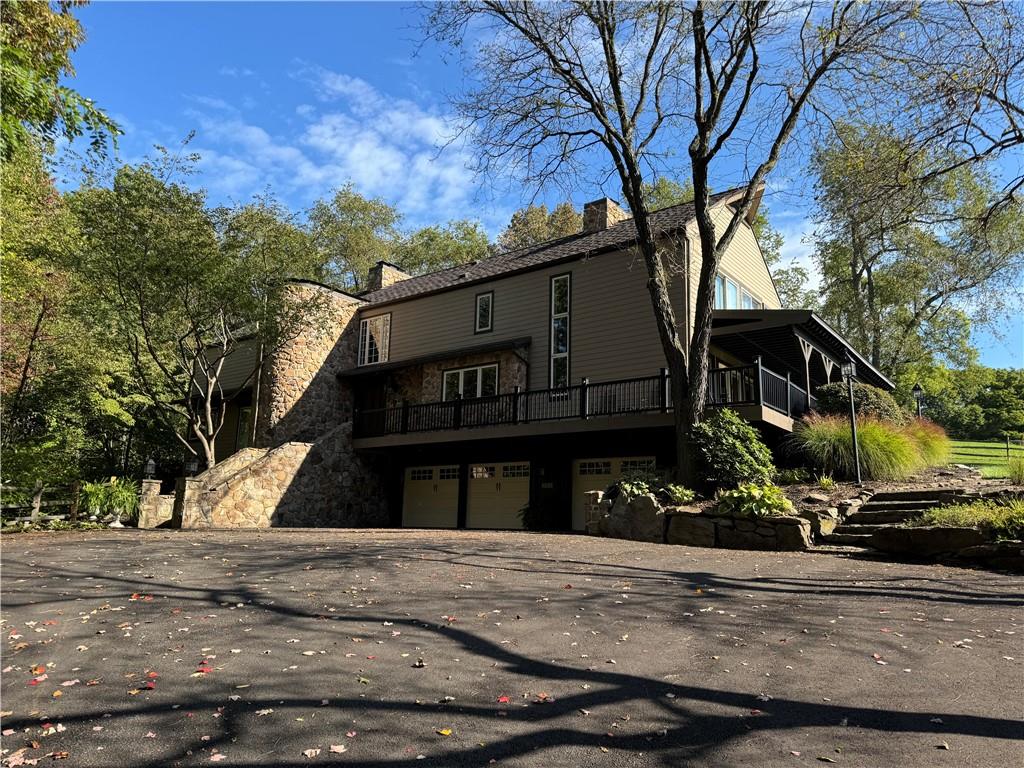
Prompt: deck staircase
<box><xmin>821</xmin><ymin>488</ymin><xmax>967</xmax><ymax>548</ymax></box>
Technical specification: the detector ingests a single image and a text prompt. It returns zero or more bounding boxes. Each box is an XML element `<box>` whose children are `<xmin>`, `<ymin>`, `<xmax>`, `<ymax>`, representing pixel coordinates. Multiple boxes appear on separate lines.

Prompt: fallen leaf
<box><xmin>302</xmin><ymin>748</ymin><xmax>321</xmax><ymax>758</ymax></box>
<box><xmin>436</xmin><ymin>728</ymin><xmax>452</xmax><ymax>737</ymax></box>
<box><xmin>330</xmin><ymin>744</ymin><xmax>348</xmax><ymax>754</ymax></box>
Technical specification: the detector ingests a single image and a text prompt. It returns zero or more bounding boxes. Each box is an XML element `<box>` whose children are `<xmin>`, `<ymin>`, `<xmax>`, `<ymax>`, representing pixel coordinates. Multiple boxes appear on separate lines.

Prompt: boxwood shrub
<box><xmin>692</xmin><ymin>408</ymin><xmax>775</xmax><ymax>489</ymax></box>
<box><xmin>815</xmin><ymin>382</ymin><xmax>909</xmax><ymax>425</ymax></box>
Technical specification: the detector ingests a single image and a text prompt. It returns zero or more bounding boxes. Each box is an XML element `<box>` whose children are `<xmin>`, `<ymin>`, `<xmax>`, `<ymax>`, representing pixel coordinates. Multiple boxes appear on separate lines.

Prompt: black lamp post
<box><xmin>184</xmin><ymin>456</ymin><xmax>199</xmax><ymax>477</ymax></box>
<box><xmin>912</xmin><ymin>382</ymin><xmax>924</xmax><ymax>418</ymax></box>
<box><xmin>841</xmin><ymin>349</ymin><xmax>862</xmax><ymax>485</ymax></box>
<box><xmin>144</xmin><ymin>457</ymin><xmax>156</xmax><ymax>479</ymax></box>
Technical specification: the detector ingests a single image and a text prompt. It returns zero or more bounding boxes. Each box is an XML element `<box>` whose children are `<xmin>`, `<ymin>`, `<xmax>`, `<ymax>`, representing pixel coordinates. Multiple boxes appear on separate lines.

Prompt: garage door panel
<box><xmin>403</xmin><ymin>466</ymin><xmax>458</xmax><ymax>528</ymax></box>
<box><xmin>467</xmin><ymin>462</ymin><xmax>529</xmax><ymax>529</ymax></box>
<box><xmin>572</xmin><ymin>456</ymin><xmax>655</xmax><ymax>531</ymax></box>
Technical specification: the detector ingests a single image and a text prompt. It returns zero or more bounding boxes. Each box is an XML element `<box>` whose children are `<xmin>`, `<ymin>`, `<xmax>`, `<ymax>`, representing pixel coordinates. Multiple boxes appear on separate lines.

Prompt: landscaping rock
<box><xmin>868</xmin><ymin>526</ymin><xmax>987</xmax><ymax>557</ymax></box>
<box><xmin>803</xmin><ymin>492</ymin><xmax>831</xmax><ymax>504</ymax></box>
<box><xmin>629</xmin><ymin>494</ymin><xmax>664</xmax><ymax>543</ymax></box>
<box><xmin>774</xmin><ymin>517</ymin><xmax>813</xmax><ymax>550</ymax></box>
<box><xmin>666</xmin><ymin>513</ymin><xmax>716</xmax><ymax>547</ymax></box>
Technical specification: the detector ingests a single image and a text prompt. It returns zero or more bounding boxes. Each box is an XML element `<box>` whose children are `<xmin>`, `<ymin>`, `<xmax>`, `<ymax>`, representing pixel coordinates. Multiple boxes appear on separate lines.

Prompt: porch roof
<box><xmin>338</xmin><ymin>336</ymin><xmax>532</xmax><ymax>379</ymax></box>
<box><xmin>710</xmin><ymin>310</ymin><xmax>894</xmax><ymax>391</ymax></box>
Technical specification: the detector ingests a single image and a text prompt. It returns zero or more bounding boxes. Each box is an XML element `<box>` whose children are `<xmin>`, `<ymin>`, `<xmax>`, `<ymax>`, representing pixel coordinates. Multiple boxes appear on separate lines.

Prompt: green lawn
<box><xmin>950</xmin><ymin>439</ymin><xmax>1024</xmax><ymax>478</ymax></box>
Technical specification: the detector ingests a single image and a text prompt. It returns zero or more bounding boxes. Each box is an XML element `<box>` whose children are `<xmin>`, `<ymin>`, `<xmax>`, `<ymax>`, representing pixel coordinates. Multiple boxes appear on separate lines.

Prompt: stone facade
<box><xmin>175</xmin><ymin>282</ymin><xmax>390</xmax><ymax>529</ymax></box>
<box><xmin>420</xmin><ymin>349</ymin><xmax>528</xmax><ymax>402</ymax></box>
<box><xmin>138</xmin><ymin>479</ymin><xmax>174</xmax><ymax>529</ymax></box>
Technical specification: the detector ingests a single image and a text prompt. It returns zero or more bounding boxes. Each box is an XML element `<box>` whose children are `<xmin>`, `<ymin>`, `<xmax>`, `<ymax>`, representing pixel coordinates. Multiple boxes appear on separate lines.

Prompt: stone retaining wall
<box><xmin>138</xmin><ymin>479</ymin><xmax>175</xmax><ymax>529</ymax></box>
<box><xmin>585</xmin><ymin>490</ymin><xmax>811</xmax><ymax>551</ymax></box>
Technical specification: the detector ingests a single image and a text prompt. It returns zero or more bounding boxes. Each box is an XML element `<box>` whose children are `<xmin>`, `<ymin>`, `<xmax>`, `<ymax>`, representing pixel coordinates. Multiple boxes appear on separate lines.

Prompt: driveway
<box><xmin>1</xmin><ymin>529</ymin><xmax>1021</xmax><ymax>767</ymax></box>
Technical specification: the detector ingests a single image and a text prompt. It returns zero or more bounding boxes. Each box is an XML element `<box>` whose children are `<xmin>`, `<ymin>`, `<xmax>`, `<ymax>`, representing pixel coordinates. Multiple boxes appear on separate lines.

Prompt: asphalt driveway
<box><xmin>1</xmin><ymin>529</ymin><xmax>1021</xmax><ymax>767</ymax></box>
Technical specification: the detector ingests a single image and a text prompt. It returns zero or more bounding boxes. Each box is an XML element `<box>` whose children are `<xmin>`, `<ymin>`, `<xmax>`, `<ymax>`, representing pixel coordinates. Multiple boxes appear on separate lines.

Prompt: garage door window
<box><xmin>502</xmin><ymin>463</ymin><xmax>530</xmax><ymax>478</ymax></box>
<box><xmin>439</xmin><ymin>467</ymin><xmax>459</xmax><ymax>480</ymax></box>
<box><xmin>471</xmin><ymin>465</ymin><xmax>496</xmax><ymax>479</ymax></box>
<box><xmin>621</xmin><ymin>458</ymin><xmax>656</xmax><ymax>473</ymax></box>
<box><xmin>578</xmin><ymin>460</ymin><xmax>612</xmax><ymax>476</ymax></box>
<box><xmin>409</xmin><ymin>468</ymin><xmax>433</xmax><ymax>481</ymax></box>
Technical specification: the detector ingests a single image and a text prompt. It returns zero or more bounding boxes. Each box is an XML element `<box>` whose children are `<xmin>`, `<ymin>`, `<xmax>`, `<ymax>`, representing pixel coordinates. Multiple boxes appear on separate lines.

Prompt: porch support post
<box><xmin>798</xmin><ymin>337</ymin><xmax>814</xmax><ymax>400</ymax></box>
<box><xmin>580</xmin><ymin>377</ymin><xmax>590</xmax><ymax>420</ymax></box>
<box><xmin>754</xmin><ymin>355</ymin><xmax>763</xmax><ymax>405</ymax></box>
<box><xmin>659</xmin><ymin>367</ymin><xmax>670</xmax><ymax>412</ymax></box>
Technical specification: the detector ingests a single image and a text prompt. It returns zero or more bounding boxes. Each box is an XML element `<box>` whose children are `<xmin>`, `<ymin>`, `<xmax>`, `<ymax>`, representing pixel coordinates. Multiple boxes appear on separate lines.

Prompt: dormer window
<box><xmin>475</xmin><ymin>291</ymin><xmax>493</xmax><ymax>333</ymax></box>
<box><xmin>358</xmin><ymin>314</ymin><xmax>391</xmax><ymax>366</ymax></box>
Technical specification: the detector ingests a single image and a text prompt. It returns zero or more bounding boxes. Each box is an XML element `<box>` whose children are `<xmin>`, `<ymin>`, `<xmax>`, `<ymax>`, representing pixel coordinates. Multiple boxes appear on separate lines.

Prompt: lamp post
<box><xmin>912</xmin><ymin>382</ymin><xmax>924</xmax><ymax>418</ymax></box>
<box><xmin>841</xmin><ymin>350</ymin><xmax>862</xmax><ymax>485</ymax></box>
<box><xmin>184</xmin><ymin>456</ymin><xmax>199</xmax><ymax>477</ymax></box>
<box><xmin>144</xmin><ymin>457</ymin><xmax>156</xmax><ymax>479</ymax></box>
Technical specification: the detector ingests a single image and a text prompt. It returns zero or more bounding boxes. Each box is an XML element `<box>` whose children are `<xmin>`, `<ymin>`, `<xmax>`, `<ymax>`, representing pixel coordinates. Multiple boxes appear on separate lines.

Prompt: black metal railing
<box><xmin>354</xmin><ymin>363</ymin><xmax>814</xmax><ymax>438</ymax></box>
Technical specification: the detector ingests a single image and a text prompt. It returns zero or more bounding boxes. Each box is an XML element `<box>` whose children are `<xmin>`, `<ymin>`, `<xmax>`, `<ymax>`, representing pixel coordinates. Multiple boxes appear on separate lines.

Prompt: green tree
<box><xmin>70</xmin><ymin>151</ymin><xmax>326</xmax><ymax>468</ymax></box>
<box><xmin>896</xmin><ymin>365</ymin><xmax>1024</xmax><ymax>440</ymax></box>
<box><xmin>308</xmin><ymin>183</ymin><xmax>402</xmax><ymax>291</ymax></box>
<box><xmin>396</xmin><ymin>219</ymin><xmax>490</xmax><ymax>276</ymax></box>
<box><xmin>497</xmin><ymin>201</ymin><xmax>581</xmax><ymax>251</ymax></box>
<box><xmin>812</xmin><ymin>123</ymin><xmax>1024</xmax><ymax>376</ymax></box>
<box><xmin>0</xmin><ymin>0</ymin><xmax>119</xmax><ymax>158</ymax></box>
<box><xmin>0</xmin><ymin>141</ymin><xmax>170</xmax><ymax>484</ymax></box>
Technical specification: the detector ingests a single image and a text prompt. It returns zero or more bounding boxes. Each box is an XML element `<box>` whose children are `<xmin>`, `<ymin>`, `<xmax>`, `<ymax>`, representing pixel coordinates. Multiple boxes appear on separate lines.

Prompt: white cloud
<box><xmin>219</xmin><ymin>66</ymin><xmax>255</xmax><ymax>78</ymax></box>
<box><xmin>185</xmin><ymin>65</ymin><xmax>479</xmax><ymax>225</ymax></box>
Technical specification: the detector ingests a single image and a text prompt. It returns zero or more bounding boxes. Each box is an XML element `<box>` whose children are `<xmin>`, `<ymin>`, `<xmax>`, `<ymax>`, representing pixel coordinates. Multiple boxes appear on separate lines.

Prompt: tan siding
<box><xmin>686</xmin><ymin>206</ymin><xmax>782</xmax><ymax>331</ymax></box>
<box><xmin>203</xmin><ymin>339</ymin><xmax>258</xmax><ymax>394</ymax></box>
<box><xmin>360</xmin><ymin>249</ymin><xmax>685</xmax><ymax>390</ymax></box>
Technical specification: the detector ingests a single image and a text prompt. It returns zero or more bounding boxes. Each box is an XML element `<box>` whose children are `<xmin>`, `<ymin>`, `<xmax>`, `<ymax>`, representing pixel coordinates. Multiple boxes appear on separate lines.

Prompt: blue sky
<box><xmin>66</xmin><ymin>1</ymin><xmax>1022</xmax><ymax>369</ymax></box>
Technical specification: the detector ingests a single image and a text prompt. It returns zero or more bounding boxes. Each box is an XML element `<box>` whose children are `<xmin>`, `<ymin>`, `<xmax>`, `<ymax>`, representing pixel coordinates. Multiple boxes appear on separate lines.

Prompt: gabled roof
<box><xmin>359</xmin><ymin>186</ymin><xmax>752</xmax><ymax>306</ymax></box>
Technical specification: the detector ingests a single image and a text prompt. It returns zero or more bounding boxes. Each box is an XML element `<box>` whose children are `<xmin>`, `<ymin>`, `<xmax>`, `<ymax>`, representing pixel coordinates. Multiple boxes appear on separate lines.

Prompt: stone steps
<box><xmin>816</xmin><ymin>488</ymin><xmax>969</xmax><ymax>553</ymax></box>
<box><xmin>844</xmin><ymin>508</ymin><xmax>925</xmax><ymax>525</ymax></box>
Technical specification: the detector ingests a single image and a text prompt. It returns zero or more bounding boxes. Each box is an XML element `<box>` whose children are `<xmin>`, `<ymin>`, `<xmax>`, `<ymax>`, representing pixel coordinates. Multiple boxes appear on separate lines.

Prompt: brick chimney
<box><xmin>366</xmin><ymin>261</ymin><xmax>411</xmax><ymax>292</ymax></box>
<box><xmin>582</xmin><ymin>197</ymin><xmax>629</xmax><ymax>232</ymax></box>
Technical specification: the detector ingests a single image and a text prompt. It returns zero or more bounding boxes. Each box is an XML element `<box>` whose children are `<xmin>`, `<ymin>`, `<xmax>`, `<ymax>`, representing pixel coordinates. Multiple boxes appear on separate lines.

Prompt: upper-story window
<box><xmin>358</xmin><ymin>314</ymin><xmax>391</xmax><ymax>366</ymax></box>
<box><xmin>550</xmin><ymin>274</ymin><xmax>571</xmax><ymax>388</ymax></box>
<box><xmin>714</xmin><ymin>274</ymin><xmax>762</xmax><ymax>310</ymax></box>
<box><xmin>475</xmin><ymin>291</ymin><xmax>493</xmax><ymax>333</ymax></box>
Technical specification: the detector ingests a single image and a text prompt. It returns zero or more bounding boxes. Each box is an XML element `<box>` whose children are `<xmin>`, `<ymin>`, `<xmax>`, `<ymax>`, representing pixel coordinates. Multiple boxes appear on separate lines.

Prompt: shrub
<box><xmin>903</xmin><ymin>418</ymin><xmax>952</xmax><ymax>466</ymax></box>
<box><xmin>815</xmin><ymin>382</ymin><xmax>909</xmax><ymax>425</ymax></box>
<box><xmin>775</xmin><ymin>467</ymin><xmax>811</xmax><ymax>485</ymax></box>
<box><xmin>716</xmin><ymin>483</ymin><xmax>795</xmax><ymax>518</ymax></box>
<box><xmin>909</xmin><ymin>498</ymin><xmax>1024</xmax><ymax>540</ymax></box>
<box><xmin>1009</xmin><ymin>456</ymin><xmax>1024</xmax><ymax>484</ymax></box>
<box><xmin>662</xmin><ymin>484</ymin><xmax>696</xmax><ymax>505</ymax></box>
<box><xmin>692</xmin><ymin>409</ymin><xmax>775</xmax><ymax>489</ymax></box>
<box><xmin>817</xmin><ymin>474</ymin><xmax>836</xmax><ymax>491</ymax></box>
<box><xmin>789</xmin><ymin>414</ymin><xmax>921</xmax><ymax>481</ymax></box>
<box><xmin>79</xmin><ymin>477</ymin><xmax>139</xmax><ymax>523</ymax></box>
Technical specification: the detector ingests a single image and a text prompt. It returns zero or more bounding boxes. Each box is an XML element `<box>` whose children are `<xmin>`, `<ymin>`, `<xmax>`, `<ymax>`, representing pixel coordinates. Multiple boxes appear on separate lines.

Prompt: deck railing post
<box><xmin>785</xmin><ymin>372</ymin><xmax>792</xmax><ymax>416</ymax></box>
<box><xmin>580</xmin><ymin>377</ymin><xmax>590</xmax><ymax>420</ymax></box>
<box><xmin>512</xmin><ymin>386</ymin><xmax>521</xmax><ymax>424</ymax></box>
<box><xmin>400</xmin><ymin>399</ymin><xmax>410</xmax><ymax>434</ymax></box>
<box><xmin>453</xmin><ymin>393</ymin><xmax>463</xmax><ymax>430</ymax></box>
<box><xmin>754</xmin><ymin>356</ymin><xmax>763</xmax><ymax>405</ymax></box>
<box><xmin>660</xmin><ymin>367</ymin><xmax>670</xmax><ymax>412</ymax></box>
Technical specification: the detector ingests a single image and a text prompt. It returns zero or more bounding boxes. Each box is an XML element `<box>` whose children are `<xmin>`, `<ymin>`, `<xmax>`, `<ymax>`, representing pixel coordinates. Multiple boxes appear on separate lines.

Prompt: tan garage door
<box><xmin>572</xmin><ymin>456</ymin><xmax>656</xmax><ymax>531</ymax></box>
<box><xmin>466</xmin><ymin>462</ymin><xmax>530</xmax><ymax>529</ymax></box>
<box><xmin>402</xmin><ymin>466</ymin><xmax>459</xmax><ymax>528</ymax></box>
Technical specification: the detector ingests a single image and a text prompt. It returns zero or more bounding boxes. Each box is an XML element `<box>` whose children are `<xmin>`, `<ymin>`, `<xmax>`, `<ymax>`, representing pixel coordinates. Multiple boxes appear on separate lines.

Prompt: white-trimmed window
<box><xmin>714</xmin><ymin>274</ymin><xmax>761</xmax><ymax>310</ymax></box>
<box><xmin>409</xmin><ymin>468</ymin><xmax>433</xmax><ymax>481</ymax></box>
<box><xmin>578</xmin><ymin>460</ymin><xmax>612</xmax><ymax>476</ymax></box>
<box><xmin>438</xmin><ymin>467</ymin><xmax>459</xmax><ymax>481</ymax></box>
<box><xmin>475</xmin><ymin>291</ymin><xmax>493</xmax><ymax>333</ymax></box>
<box><xmin>358</xmin><ymin>314</ymin><xmax>391</xmax><ymax>366</ymax></box>
<box><xmin>502</xmin><ymin>463</ymin><xmax>530</xmax><ymax>478</ymax></box>
<box><xmin>471</xmin><ymin>465</ymin><xmax>496</xmax><ymax>479</ymax></box>
<box><xmin>550</xmin><ymin>274</ymin><xmax>570</xmax><ymax>388</ymax></box>
<box><xmin>621</xmin><ymin>458</ymin><xmax>656</xmax><ymax>474</ymax></box>
<box><xmin>443</xmin><ymin>364</ymin><xmax>498</xmax><ymax>400</ymax></box>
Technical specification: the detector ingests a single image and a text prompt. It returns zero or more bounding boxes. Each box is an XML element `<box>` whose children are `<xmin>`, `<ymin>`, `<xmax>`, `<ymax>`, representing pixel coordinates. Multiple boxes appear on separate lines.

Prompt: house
<box><xmin>161</xmin><ymin>187</ymin><xmax>892</xmax><ymax>531</ymax></box>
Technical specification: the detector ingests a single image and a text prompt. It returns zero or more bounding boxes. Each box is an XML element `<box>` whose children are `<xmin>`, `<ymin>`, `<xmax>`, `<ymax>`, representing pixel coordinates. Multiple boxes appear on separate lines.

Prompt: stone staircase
<box><xmin>821</xmin><ymin>488</ymin><xmax>967</xmax><ymax>548</ymax></box>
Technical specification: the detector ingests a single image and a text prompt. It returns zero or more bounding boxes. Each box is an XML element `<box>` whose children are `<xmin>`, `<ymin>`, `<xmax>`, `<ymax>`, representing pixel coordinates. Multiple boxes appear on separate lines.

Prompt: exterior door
<box><xmin>402</xmin><ymin>466</ymin><xmax>459</xmax><ymax>528</ymax></box>
<box><xmin>466</xmin><ymin>462</ymin><xmax>530</xmax><ymax>529</ymax></box>
<box><xmin>571</xmin><ymin>457</ymin><xmax>656</xmax><ymax>531</ymax></box>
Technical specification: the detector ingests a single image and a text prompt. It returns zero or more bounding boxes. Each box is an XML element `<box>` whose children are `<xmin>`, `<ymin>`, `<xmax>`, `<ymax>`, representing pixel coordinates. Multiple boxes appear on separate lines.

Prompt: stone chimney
<box><xmin>582</xmin><ymin>197</ymin><xmax>630</xmax><ymax>232</ymax></box>
<box><xmin>366</xmin><ymin>261</ymin><xmax>411</xmax><ymax>292</ymax></box>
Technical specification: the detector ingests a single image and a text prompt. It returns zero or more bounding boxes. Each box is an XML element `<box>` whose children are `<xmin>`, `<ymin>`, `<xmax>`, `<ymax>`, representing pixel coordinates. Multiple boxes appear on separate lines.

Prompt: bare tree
<box><xmin>426</xmin><ymin>1</ymin><xmax>1022</xmax><ymax>481</ymax></box>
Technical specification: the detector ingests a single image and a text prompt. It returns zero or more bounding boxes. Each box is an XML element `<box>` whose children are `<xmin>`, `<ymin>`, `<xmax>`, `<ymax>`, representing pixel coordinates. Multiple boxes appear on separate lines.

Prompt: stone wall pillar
<box><xmin>138</xmin><ymin>479</ymin><xmax>174</xmax><ymax>529</ymax></box>
<box><xmin>174</xmin><ymin>477</ymin><xmax>206</xmax><ymax>528</ymax></box>
<box><xmin>584</xmin><ymin>490</ymin><xmax>605</xmax><ymax>535</ymax></box>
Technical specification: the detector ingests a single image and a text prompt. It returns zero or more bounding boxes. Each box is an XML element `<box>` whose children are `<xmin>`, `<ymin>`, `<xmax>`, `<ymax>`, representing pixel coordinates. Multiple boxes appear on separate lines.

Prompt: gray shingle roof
<box><xmin>359</xmin><ymin>188</ymin><xmax>742</xmax><ymax>305</ymax></box>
